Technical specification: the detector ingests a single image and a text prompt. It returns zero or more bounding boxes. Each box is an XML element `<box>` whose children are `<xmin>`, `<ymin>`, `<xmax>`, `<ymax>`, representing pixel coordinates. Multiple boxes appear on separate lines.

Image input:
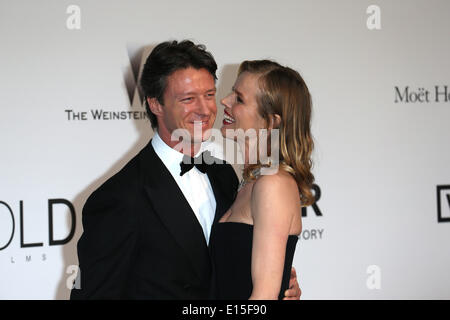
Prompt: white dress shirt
<box><xmin>151</xmin><ymin>132</ymin><xmax>217</xmax><ymax>245</ymax></box>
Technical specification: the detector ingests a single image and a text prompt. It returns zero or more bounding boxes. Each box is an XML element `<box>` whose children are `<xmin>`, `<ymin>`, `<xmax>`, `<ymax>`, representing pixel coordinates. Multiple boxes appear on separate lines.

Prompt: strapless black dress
<box><xmin>210</xmin><ymin>222</ymin><xmax>298</xmax><ymax>300</ymax></box>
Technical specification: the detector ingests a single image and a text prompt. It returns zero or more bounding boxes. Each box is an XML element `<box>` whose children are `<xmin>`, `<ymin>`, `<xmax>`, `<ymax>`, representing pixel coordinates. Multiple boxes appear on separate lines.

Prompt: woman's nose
<box><xmin>221</xmin><ymin>93</ymin><xmax>232</xmax><ymax>108</ymax></box>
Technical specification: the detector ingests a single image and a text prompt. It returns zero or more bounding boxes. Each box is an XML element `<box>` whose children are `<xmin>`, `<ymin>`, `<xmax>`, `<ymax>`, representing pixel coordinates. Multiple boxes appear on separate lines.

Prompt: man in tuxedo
<box><xmin>70</xmin><ymin>40</ymin><xmax>300</xmax><ymax>299</ymax></box>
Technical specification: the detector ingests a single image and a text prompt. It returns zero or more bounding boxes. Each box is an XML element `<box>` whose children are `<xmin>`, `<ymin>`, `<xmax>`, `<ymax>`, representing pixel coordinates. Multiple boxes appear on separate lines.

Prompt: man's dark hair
<box><xmin>140</xmin><ymin>40</ymin><xmax>218</xmax><ymax>129</ymax></box>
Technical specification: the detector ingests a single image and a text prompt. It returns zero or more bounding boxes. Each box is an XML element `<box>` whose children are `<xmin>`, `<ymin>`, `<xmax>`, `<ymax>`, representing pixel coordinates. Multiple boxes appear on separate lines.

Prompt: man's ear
<box><xmin>269</xmin><ymin>114</ymin><xmax>281</xmax><ymax>129</ymax></box>
<box><xmin>147</xmin><ymin>97</ymin><xmax>164</xmax><ymax>117</ymax></box>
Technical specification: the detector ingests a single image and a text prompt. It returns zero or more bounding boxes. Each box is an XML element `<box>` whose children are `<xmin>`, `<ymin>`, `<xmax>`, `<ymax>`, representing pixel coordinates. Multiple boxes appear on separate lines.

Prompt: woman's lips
<box><xmin>223</xmin><ymin>111</ymin><xmax>235</xmax><ymax>125</ymax></box>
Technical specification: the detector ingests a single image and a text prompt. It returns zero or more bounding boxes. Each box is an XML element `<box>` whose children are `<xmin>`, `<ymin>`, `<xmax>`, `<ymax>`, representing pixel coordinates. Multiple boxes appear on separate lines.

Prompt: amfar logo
<box><xmin>437</xmin><ymin>185</ymin><xmax>450</xmax><ymax>223</ymax></box>
<box><xmin>299</xmin><ymin>184</ymin><xmax>324</xmax><ymax>241</ymax></box>
<box><xmin>394</xmin><ymin>86</ymin><xmax>450</xmax><ymax>103</ymax></box>
<box><xmin>64</xmin><ymin>45</ymin><xmax>148</xmax><ymax>121</ymax></box>
<box><xmin>0</xmin><ymin>199</ymin><xmax>76</xmax><ymax>251</ymax></box>
<box><xmin>301</xmin><ymin>184</ymin><xmax>323</xmax><ymax>217</ymax></box>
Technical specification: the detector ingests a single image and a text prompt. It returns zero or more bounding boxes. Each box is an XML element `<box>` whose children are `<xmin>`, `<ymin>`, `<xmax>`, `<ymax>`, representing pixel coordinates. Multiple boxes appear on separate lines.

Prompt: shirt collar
<box><xmin>151</xmin><ymin>131</ymin><xmax>208</xmax><ymax>176</ymax></box>
<box><xmin>151</xmin><ymin>132</ymin><xmax>184</xmax><ymax>175</ymax></box>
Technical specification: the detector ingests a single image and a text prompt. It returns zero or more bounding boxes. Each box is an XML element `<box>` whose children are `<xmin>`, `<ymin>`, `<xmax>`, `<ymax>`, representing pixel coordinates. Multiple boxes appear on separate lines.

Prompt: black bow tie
<box><xmin>179</xmin><ymin>151</ymin><xmax>213</xmax><ymax>176</ymax></box>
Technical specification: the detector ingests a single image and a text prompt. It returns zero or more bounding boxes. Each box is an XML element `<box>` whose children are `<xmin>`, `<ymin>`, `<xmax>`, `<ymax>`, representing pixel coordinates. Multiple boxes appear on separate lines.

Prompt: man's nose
<box><xmin>196</xmin><ymin>96</ymin><xmax>212</xmax><ymax>115</ymax></box>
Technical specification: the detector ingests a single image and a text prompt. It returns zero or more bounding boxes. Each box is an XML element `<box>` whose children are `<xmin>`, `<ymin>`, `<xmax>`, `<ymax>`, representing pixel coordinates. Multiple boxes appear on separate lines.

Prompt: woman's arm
<box><xmin>249</xmin><ymin>173</ymin><xmax>301</xmax><ymax>300</ymax></box>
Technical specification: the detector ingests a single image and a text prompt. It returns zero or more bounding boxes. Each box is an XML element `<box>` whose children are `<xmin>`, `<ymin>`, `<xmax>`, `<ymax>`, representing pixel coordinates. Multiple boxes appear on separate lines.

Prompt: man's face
<box><xmin>158</xmin><ymin>67</ymin><xmax>217</xmax><ymax>143</ymax></box>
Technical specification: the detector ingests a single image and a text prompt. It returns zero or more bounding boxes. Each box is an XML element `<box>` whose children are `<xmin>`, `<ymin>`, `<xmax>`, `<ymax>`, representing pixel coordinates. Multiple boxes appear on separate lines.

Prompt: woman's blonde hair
<box><xmin>239</xmin><ymin>60</ymin><xmax>315</xmax><ymax>206</ymax></box>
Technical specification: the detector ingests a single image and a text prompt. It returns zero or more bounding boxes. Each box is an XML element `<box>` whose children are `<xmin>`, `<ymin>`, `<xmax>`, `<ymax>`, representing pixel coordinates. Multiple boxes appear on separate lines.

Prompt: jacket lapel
<box><xmin>140</xmin><ymin>141</ymin><xmax>211</xmax><ymax>281</ymax></box>
<box><xmin>206</xmin><ymin>161</ymin><xmax>238</xmax><ymax>252</ymax></box>
<box><xmin>207</xmin><ymin>164</ymin><xmax>228</xmax><ymax>226</ymax></box>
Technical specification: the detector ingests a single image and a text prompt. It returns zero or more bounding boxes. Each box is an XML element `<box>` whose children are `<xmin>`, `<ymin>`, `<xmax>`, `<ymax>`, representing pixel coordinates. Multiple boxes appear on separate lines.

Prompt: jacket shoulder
<box><xmin>83</xmin><ymin>148</ymin><xmax>145</xmax><ymax>212</ymax></box>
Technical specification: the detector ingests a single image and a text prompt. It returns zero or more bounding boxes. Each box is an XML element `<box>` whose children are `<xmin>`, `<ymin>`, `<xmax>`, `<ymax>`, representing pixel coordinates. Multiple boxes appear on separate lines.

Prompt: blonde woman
<box><xmin>210</xmin><ymin>60</ymin><xmax>315</xmax><ymax>300</ymax></box>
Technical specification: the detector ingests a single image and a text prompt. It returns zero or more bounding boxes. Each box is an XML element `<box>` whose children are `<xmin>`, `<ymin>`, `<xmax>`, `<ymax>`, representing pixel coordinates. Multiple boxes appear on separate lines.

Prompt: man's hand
<box><xmin>283</xmin><ymin>267</ymin><xmax>301</xmax><ymax>300</ymax></box>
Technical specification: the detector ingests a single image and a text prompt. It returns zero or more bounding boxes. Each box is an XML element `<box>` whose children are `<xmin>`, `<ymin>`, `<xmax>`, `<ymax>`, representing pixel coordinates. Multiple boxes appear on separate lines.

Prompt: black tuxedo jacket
<box><xmin>70</xmin><ymin>140</ymin><xmax>238</xmax><ymax>299</ymax></box>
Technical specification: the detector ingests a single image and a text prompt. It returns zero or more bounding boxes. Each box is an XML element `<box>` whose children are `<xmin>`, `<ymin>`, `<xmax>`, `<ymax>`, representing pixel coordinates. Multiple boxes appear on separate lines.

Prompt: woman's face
<box><xmin>220</xmin><ymin>71</ymin><xmax>267</xmax><ymax>139</ymax></box>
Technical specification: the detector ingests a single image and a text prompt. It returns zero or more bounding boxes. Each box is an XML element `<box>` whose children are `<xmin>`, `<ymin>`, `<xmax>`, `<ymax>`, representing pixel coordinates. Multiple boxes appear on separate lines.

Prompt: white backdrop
<box><xmin>1</xmin><ymin>0</ymin><xmax>449</xmax><ymax>299</ymax></box>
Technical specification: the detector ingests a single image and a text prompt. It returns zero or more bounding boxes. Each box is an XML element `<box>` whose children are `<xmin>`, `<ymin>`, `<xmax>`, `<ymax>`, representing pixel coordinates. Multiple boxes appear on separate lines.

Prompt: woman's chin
<box><xmin>220</xmin><ymin>124</ymin><xmax>232</xmax><ymax>138</ymax></box>
<box><xmin>220</xmin><ymin>126</ymin><xmax>227</xmax><ymax>138</ymax></box>
<box><xmin>221</xmin><ymin>125</ymin><xmax>242</xmax><ymax>142</ymax></box>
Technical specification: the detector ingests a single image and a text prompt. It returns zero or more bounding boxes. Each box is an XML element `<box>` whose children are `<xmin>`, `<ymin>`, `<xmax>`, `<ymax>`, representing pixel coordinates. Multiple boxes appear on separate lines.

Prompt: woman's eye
<box><xmin>236</xmin><ymin>95</ymin><xmax>243</xmax><ymax>103</ymax></box>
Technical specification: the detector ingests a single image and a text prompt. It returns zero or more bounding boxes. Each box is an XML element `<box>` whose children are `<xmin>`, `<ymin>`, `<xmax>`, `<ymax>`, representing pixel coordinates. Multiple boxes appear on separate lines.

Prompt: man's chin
<box><xmin>188</xmin><ymin>125</ymin><xmax>214</xmax><ymax>142</ymax></box>
<box><xmin>193</xmin><ymin>131</ymin><xmax>212</xmax><ymax>143</ymax></box>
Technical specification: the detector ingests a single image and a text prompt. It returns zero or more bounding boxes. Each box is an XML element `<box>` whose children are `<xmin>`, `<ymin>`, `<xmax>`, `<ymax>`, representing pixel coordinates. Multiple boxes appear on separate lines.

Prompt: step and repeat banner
<box><xmin>1</xmin><ymin>0</ymin><xmax>449</xmax><ymax>299</ymax></box>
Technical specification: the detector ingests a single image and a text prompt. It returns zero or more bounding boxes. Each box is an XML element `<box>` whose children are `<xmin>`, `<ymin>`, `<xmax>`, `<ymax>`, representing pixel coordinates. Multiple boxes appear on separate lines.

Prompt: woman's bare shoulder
<box><xmin>253</xmin><ymin>170</ymin><xmax>298</xmax><ymax>197</ymax></box>
<box><xmin>251</xmin><ymin>170</ymin><xmax>301</xmax><ymax>220</ymax></box>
